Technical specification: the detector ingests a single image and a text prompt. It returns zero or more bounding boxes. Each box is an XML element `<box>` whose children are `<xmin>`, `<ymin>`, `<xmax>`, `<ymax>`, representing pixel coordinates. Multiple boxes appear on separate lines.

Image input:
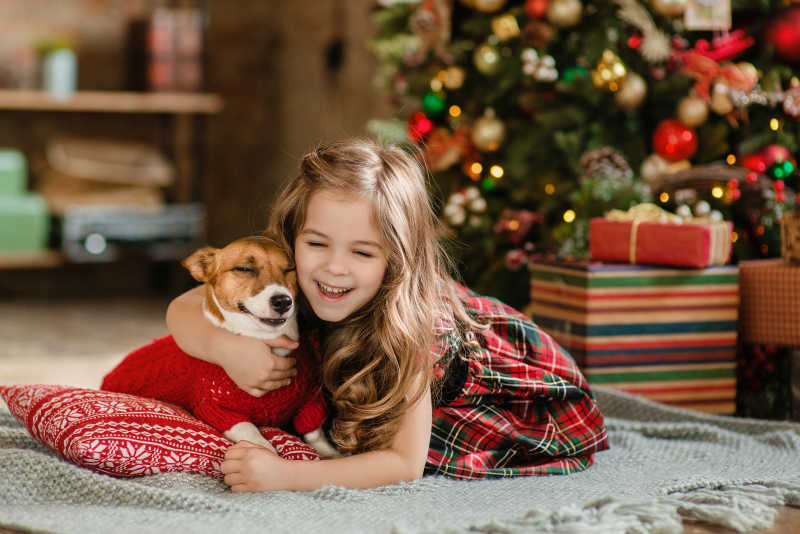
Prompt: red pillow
<box><xmin>0</xmin><ymin>384</ymin><xmax>319</xmax><ymax>478</ymax></box>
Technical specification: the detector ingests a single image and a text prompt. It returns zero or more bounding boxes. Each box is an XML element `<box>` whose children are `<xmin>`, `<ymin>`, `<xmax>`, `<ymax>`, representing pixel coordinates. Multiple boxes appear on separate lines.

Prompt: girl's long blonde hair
<box><xmin>268</xmin><ymin>138</ymin><xmax>481</xmax><ymax>453</ymax></box>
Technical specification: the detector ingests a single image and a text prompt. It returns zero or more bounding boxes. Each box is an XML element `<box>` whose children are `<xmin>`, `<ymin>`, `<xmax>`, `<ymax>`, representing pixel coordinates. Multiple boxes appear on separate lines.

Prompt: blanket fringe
<box><xmin>667</xmin><ymin>481</ymin><xmax>800</xmax><ymax>533</ymax></box>
<box><xmin>465</xmin><ymin>481</ymin><xmax>800</xmax><ymax>534</ymax></box>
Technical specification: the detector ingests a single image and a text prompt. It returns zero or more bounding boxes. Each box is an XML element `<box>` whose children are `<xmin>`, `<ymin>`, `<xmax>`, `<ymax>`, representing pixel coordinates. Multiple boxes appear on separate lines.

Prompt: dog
<box><xmin>101</xmin><ymin>235</ymin><xmax>339</xmax><ymax>458</ymax></box>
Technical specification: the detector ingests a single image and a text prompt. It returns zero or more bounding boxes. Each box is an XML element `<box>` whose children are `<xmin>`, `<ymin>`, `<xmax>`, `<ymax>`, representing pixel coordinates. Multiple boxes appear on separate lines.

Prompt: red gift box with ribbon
<box><xmin>589</xmin><ymin>204</ymin><xmax>733</xmax><ymax>268</ymax></box>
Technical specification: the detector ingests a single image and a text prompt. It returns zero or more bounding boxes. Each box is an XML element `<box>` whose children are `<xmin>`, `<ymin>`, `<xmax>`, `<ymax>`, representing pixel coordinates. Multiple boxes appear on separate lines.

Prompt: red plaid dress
<box><xmin>426</xmin><ymin>284</ymin><xmax>609</xmax><ymax>479</ymax></box>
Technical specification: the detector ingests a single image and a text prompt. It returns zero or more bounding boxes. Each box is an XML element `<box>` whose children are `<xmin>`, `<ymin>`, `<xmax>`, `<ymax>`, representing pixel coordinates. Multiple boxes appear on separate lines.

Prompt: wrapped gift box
<box><xmin>0</xmin><ymin>149</ymin><xmax>27</xmax><ymax>195</ymax></box>
<box><xmin>738</xmin><ymin>260</ymin><xmax>800</xmax><ymax>422</ymax></box>
<box><xmin>526</xmin><ymin>261</ymin><xmax>739</xmax><ymax>414</ymax></box>
<box><xmin>782</xmin><ymin>213</ymin><xmax>800</xmax><ymax>264</ymax></box>
<box><xmin>590</xmin><ymin>217</ymin><xmax>733</xmax><ymax>268</ymax></box>
<box><xmin>739</xmin><ymin>259</ymin><xmax>800</xmax><ymax>346</ymax></box>
<box><xmin>0</xmin><ymin>194</ymin><xmax>50</xmax><ymax>252</ymax></box>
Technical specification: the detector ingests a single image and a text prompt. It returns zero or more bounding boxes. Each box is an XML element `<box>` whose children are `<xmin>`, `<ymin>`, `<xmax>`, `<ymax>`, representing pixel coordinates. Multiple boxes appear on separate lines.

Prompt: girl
<box><xmin>166</xmin><ymin>138</ymin><xmax>608</xmax><ymax>492</ymax></box>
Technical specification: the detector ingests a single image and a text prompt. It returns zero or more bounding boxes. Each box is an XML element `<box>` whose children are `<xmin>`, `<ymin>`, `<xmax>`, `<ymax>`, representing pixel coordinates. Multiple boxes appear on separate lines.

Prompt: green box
<box><xmin>0</xmin><ymin>194</ymin><xmax>50</xmax><ymax>252</ymax></box>
<box><xmin>0</xmin><ymin>150</ymin><xmax>28</xmax><ymax>195</ymax></box>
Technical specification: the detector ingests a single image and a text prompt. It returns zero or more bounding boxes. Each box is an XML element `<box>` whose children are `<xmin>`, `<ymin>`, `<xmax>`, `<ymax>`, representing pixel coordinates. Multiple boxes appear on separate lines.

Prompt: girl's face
<box><xmin>294</xmin><ymin>190</ymin><xmax>388</xmax><ymax>323</ymax></box>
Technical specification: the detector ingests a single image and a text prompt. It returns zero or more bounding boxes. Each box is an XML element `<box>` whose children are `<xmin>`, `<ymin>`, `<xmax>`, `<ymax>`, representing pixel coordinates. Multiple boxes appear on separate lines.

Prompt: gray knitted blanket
<box><xmin>1</xmin><ymin>386</ymin><xmax>799</xmax><ymax>534</ymax></box>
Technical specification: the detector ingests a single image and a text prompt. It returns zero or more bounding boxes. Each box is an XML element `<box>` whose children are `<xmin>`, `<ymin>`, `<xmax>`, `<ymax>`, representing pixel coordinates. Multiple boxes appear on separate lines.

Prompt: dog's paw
<box><xmin>303</xmin><ymin>429</ymin><xmax>341</xmax><ymax>458</ymax></box>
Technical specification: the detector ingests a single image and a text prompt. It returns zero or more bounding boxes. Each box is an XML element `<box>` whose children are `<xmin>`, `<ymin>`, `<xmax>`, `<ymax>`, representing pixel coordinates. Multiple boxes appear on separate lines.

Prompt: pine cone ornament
<box><xmin>579</xmin><ymin>147</ymin><xmax>634</xmax><ymax>183</ymax></box>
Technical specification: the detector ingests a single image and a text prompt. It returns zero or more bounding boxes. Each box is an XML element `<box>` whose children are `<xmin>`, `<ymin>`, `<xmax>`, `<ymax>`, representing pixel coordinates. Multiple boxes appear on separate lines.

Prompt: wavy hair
<box><xmin>267</xmin><ymin>138</ymin><xmax>482</xmax><ymax>453</ymax></box>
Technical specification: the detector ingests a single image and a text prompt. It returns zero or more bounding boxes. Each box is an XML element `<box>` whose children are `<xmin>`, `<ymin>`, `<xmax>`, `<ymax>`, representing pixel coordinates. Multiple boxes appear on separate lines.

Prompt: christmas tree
<box><xmin>368</xmin><ymin>0</ymin><xmax>800</xmax><ymax>308</ymax></box>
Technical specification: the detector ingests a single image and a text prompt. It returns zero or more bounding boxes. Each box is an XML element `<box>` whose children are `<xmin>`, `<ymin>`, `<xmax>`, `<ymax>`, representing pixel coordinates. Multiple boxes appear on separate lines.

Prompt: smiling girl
<box><xmin>166</xmin><ymin>138</ymin><xmax>608</xmax><ymax>491</ymax></box>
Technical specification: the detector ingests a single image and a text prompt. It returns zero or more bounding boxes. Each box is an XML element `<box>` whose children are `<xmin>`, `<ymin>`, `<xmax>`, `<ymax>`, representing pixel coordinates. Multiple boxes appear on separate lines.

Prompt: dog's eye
<box><xmin>233</xmin><ymin>266</ymin><xmax>257</xmax><ymax>274</ymax></box>
<box><xmin>283</xmin><ymin>267</ymin><xmax>296</xmax><ymax>274</ymax></box>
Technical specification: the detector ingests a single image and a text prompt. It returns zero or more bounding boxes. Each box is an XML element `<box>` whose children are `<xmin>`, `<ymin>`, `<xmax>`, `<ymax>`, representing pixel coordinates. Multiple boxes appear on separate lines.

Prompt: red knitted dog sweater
<box><xmin>101</xmin><ymin>335</ymin><xmax>327</xmax><ymax>435</ymax></box>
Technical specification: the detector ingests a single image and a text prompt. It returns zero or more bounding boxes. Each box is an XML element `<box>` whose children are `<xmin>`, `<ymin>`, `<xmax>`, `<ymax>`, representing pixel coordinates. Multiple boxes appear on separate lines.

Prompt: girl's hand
<box><xmin>222</xmin><ymin>440</ymin><xmax>293</xmax><ymax>492</ymax></box>
<box><xmin>166</xmin><ymin>286</ymin><xmax>299</xmax><ymax>396</ymax></box>
<box><xmin>216</xmin><ymin>334</ymin><xmax>299</xmax><ymax>397</ymax></box>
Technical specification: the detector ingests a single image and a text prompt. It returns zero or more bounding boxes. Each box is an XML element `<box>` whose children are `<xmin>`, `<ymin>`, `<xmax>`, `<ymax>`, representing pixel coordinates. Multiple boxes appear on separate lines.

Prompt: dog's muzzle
<box><xmin>237</xmin><ymin>294</ymin><xmax>293</xmax><ymax>327</ymax></box>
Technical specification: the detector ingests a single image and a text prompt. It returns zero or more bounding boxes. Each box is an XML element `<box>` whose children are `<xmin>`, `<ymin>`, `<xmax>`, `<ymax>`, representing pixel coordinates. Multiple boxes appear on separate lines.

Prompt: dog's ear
<box><xmin>182</xmin><ymin>247</ymin><xmax>219</xmax><ymax>283</ymax></box>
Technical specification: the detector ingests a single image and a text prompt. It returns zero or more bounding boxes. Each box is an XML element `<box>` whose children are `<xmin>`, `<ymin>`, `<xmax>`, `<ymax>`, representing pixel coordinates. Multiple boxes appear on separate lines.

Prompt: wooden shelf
<box><xmin>0</xmin><ymin>250</ymin><xmax>65</xmax><ymax>270</ymax></box>
<box><xmin>0</xmin><ymin>90</ymin><xmax>223</xmax><ymax>114</ymax></box>
<box><xmin>0</xmin><ymin>90</ymin><xmax>222</xmax><ymax>270</ymax></box>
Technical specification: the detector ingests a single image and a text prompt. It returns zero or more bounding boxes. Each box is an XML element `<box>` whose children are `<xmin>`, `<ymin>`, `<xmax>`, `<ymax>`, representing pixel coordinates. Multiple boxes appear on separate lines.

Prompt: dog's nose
<box><xmin>271</xmin><ymin>294</ymin><xmax>293</xmax><ymax>314</ymax></box>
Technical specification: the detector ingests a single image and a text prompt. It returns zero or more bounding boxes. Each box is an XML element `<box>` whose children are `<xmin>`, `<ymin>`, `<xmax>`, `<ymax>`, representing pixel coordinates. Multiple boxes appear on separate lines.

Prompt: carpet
<box><xmin>1</xmin><ymin>386</ymin><xmax>799</xmax><ymax>534</ymax></box>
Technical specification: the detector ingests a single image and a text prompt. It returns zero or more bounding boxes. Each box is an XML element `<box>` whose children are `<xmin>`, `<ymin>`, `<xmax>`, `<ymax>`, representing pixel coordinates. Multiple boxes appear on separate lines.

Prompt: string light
<box><xmin>449</xmin><ymin>105</ymin><xmax>462</xmax><ymax>118</ymax></box>
<box><xmin>489</xmin><ymin>165</ymin><xmax>504</xmax><ymax>178</ymax></box>
<box><xmin>563</xmin><ymin>209</ymin><xmax>576</xmax><ymax>223</ymax></box>
<box><xmin>731</xmin><ymin>231</ymin><xmax>738</xmax><ymax>243</ymax></box>
<box><xmin>430</xmin><ymin>78</ymin><xmax>443</xmax><ymax>92</ymax></box>
<box><xmin>470</xmin><ymin>162</ymin><xmax>483</xmax><ymax>175</ymax></box>
<box><xmin>711</xmin><ymin>187</ymin><xmax>724</xmax><ymax>198</ymax></box>
<box><xmin>544</xmin><ymin>183</ymin><xmax>555</xmax><ymax>195</ymax></box>
<box><xmin>659</xmin><ymin>192</ymin><xmax>670</xmax><ymax>203</ymax></box>
<box><xmin>769</xmin><ymin>118</ymin><xmax>780</xmax><ymax>131</ymax></box>
<box><xmin>726</xmin><ymin>154</ymin><xmax>736</xmax><ymax>165</ymax></box>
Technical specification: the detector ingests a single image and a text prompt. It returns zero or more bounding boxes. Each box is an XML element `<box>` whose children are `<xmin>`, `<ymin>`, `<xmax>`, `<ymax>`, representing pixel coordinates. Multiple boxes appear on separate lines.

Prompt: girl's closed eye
<box><xmin>354</xmin><ymin>250</ymin><xmax>373</xmax><ymax>258</ymax></box>
<box><xmin>307</xmin><ymin>241</ymin><xmax>326</xmax><ymax>247</ymax></box>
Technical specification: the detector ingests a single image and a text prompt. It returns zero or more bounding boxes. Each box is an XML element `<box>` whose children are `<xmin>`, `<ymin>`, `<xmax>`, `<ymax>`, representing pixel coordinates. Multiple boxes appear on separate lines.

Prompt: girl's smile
<box><xmin>294</xmin><ymin>190</ymin><xmax>388</xmax><ymax>322</ymax></box>
<box><xmin>315</xmin><ymin>281</ymin><xmax>353</xmax><ymax>299</ymax></box>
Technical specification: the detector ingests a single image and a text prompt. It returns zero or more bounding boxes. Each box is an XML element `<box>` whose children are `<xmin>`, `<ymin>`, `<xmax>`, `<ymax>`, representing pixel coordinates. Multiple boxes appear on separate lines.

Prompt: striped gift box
<box><xmin>526</xmin><ymin>261</ymin><xmax>739</xmax><ymax>414</ymax></box>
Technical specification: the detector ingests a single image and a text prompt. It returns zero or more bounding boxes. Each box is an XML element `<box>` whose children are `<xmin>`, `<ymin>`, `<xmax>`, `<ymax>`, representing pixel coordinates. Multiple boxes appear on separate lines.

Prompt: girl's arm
<box><xmin>221</xmin><ymin>377</ymin><xmax>433</xmax><ymax>491</ymax></box>
<box><xmin>166</xmin><ymin>286</ymin><xmax>298</xmax><ymax>397</ymax></box>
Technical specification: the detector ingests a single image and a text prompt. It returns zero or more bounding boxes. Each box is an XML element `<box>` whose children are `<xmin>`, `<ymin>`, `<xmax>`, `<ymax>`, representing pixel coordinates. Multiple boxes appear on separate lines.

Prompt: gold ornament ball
<box><xmin>614</xmin><ymin>73</ymin><xmax>647</xmax><ymax>109</ymax></box>
<box><xmin>651</xmin><ymin>0</ymin><xmax>687</xmax><ymax>17</ymax></box>
<box><xmin>710</xmin><ymin>83</ymin><xmax>734</xmax><ymax>115</ymax></box>
<box><xmin>547</xmin><ymin>0</ymin><xmax>583</xmax><ymax>28</ymax></box>
<box><xmin>737</xmin><ymin>62</ymin><xmax>760</xmax><ymax>84</ymax></box>
<box><xmin>442</xmin><ymin>66</ymin><xmax>466</xmax><ymax>90</ymax></box>
<box><xmin>676</xmin><ymin>95</ymin><xmax>709</xmax><ymax>127</ymax></box>
<box><xmin>474</xmin><ymin>43</ymin><xmax>501</xmax><ymax>75</ymax></box>
<box><xmin>641</xmin><ymin>153</ymin><xmax>670</xmax><ymax>186</ymax></box>
<box><xmin>473</xmin><ymin>0</ymin><xmax>507</xmax><ymax>13</ymax></box>
<box><xmin>471</xmin><ymin>109</ymin><xmax>506</xmax><ymax>152</ymax></box>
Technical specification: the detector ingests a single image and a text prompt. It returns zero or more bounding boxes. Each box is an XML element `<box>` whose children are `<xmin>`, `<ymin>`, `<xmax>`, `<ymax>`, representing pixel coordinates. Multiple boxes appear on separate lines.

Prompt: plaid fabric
<box><xmin>426</xmin><ymin>284</ymin><xmax>609</xmax><ymax>479</ymax></box>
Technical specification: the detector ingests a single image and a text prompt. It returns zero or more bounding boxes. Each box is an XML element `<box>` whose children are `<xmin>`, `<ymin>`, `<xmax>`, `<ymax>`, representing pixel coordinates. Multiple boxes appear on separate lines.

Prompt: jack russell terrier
<box><xmin>102</xmin><ymin>235</ymin><xmax>339</xmax><ymax>458</ymax></box>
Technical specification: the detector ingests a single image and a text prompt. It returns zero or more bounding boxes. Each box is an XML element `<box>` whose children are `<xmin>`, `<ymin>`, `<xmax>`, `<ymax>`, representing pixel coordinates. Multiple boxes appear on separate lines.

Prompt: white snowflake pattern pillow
<box><xmin>0</xmin><ymin>384</ymin><xmax>319</xmax><ymax>478</ymax></box>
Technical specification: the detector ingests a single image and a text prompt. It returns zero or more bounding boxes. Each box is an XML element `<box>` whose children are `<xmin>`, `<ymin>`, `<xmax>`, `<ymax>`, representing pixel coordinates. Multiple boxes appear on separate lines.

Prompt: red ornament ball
<box><xmin>742</xmin><ymin>154</ymin><xmax>768</xmax><ymax>173</ymax></box>
<box><xmin>408</xmin><ymin>111</ymin><xmax>433</xmax><ymax>143</ymax></box>
<box><xmin>652</xmin><ymin>119</ymin><xmax>698</xmax><ymax>162</ymax></box>
<box><xmin>761</xmin><ymin>144</ymin><xmax>796</xmax><ymax>168</ymax></box>
<box><xmin>525</xmin><ymin>0</ymin><xmax>550</xmax><ymax>18</ymax></box>
<box><xmin>765</xmin><ymin>7</ymin><xmax>800</xmax><ymax>65</ymax></box>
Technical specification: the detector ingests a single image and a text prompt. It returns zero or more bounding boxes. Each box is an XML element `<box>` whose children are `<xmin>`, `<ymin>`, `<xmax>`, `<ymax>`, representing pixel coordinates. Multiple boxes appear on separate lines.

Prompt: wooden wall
<box><xmin>204</xmin><ymin>0</ymin><xmax>390</xmax><ymax>244</ymax></box>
